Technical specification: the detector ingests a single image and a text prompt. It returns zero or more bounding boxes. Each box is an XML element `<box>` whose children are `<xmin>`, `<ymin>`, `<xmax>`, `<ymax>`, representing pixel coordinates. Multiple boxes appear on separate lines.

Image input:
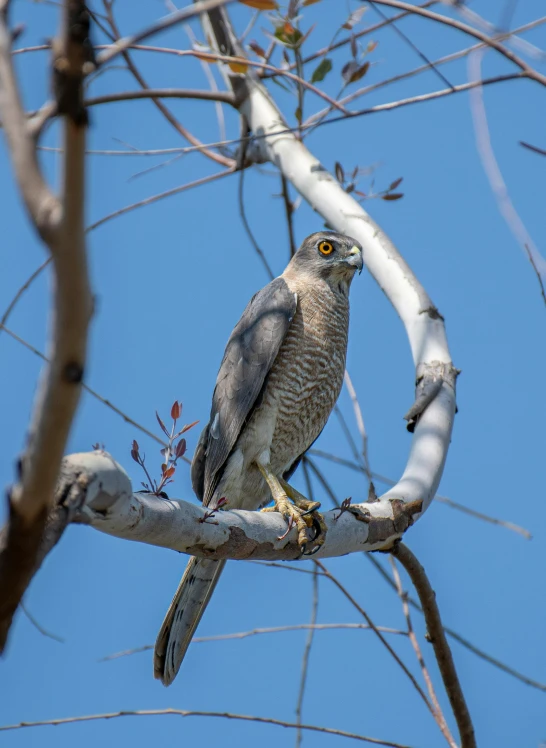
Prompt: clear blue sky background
<box><xmin>1</xmin><ymin>1</ymin><xmax>545</xmax><ymax>747</ymax></box>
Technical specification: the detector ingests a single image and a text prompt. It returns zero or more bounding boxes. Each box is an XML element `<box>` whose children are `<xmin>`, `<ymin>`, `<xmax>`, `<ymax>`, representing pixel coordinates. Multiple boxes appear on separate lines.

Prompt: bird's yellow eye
<box><xmin>318</xmin><ymin>240</ymin><xmax>334</xmax><ymax>255</ymax></box>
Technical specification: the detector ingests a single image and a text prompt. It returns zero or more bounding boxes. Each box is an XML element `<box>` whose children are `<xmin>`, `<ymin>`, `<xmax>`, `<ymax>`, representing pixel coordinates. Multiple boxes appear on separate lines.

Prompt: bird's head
<box><xmin>286</xmin><ymin>231</ymin><xmax>363</xmax><ymax>291</ymax></box>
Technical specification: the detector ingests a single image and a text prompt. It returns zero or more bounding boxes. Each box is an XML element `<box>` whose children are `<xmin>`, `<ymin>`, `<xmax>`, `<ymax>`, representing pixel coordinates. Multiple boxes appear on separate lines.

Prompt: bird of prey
<box><xmin>154</xmin><ymin>231</ymin><xmax>363</xmax><ymax>686</ymax></box>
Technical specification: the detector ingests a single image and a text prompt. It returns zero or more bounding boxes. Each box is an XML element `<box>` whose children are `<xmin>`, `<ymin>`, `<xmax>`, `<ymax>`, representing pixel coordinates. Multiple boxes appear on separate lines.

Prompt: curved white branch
<box><xmin>68</xmin><ymin>452</ymin><xmax>422</xmax><ymax>560</ymax></box>
<box><xmin>198</xmin><ymin>6</ymin><xmax>457</xmax><ymax>523</ymax></box>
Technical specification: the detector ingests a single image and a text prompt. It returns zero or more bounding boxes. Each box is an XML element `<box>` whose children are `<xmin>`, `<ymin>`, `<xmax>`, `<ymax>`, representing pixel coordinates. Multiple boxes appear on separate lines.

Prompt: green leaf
<box><xmin>295</xmin><ymin>106</ymin><xmax>302</xmax><ymax>124</ymax></box>
<box><xmin>310</xmin><ymin>57</ymin><xmax>332</xmax><ymax>84</ymax></box>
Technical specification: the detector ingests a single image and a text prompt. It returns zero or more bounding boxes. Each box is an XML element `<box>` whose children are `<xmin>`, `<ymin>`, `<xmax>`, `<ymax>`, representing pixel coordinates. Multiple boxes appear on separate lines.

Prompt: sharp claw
<box><xmin>311</xmin><ymin>515</ymin><xmax>322</xmax><ymax>540</ymax></box>
<box><xmin>301</xmin><ymin>502</ymin><xmax>321</xmax><ymax>517</ymax></box>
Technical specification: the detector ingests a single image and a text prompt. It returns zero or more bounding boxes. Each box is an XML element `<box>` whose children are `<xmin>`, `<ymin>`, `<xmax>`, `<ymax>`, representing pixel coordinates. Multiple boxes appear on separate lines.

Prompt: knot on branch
<box><xmin>347</xmin><ymin>498</ymin><xmax>423</xmax><ymax>548</ymax></box>
<box><xmin>52</xmin><ymin>1</ymin><xmax>96</xmax><ymax>125</ymax></box>
<box><xmin>404</xmin><ymin>360</ymin><xmax>459</xmax><ymax>433</ymax></box>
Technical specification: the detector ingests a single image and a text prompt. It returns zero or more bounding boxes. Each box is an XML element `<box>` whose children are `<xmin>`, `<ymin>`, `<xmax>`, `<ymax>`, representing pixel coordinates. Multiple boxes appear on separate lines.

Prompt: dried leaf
<box><xmin>171</xmin><ymin>401</ymin><xmax>181</xmax><ymax>420</ymax></box>
<box><xmin>342</xmin><ymin>6</ymin><xmax>367</xmax><ymax>31</ymax></box>
<box><xmin>367</xmin><ymin>40</ymin><xmax>378</xmax><ymax>54</ymax></box>
<box><xmin>389</xmin><ymin>177</ymin><xmax>403</xmax><ymax>191</ymax></box>
<box><xmin>334</xmin><ymin>161</ymin><xmax>344</xmax><ymax>183</ymax></box>
<box><xmin>341</xmin><ymin>60</ymin><xmax>358</xmax><ymax>83</ymax></box>
<box><xmin>228</xmin><ymin>60</ymin><xmax>249</xmax><ymax>73</ymax></box>
<box><xmin>302</xmin><ymin>0</ymin><xmax>322</xmax><ymax>5</ymax></box>
<box><xmin>248</xmin><ymin>40</ymin><xmax>266</xmax><ymax>58</ymax></box>
<box><xmin>310</xmin><ymin>57</ymin><xmax>332</xmax><ymax>84</ymax></box>
<box><xmin>342</xmin><ymin>60</ymin><xmax>369</xmax><ymax>84</ymax></box>
<box><xmin>382</xmin><ymin>192</ymin><xmax>404</xmax><ymax>201</ymax></box>
<box><xmin>238</xmin><ymin>0</ymin><xmax>278</xmax><ymax>9</ymax></box>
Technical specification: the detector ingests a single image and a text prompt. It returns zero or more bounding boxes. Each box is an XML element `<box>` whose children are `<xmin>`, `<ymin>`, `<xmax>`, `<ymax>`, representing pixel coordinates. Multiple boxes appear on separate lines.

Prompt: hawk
<box><xmin>154</xmin><ymin>231</ymin><xmax>363</xmax><ymax>685</ymax></box>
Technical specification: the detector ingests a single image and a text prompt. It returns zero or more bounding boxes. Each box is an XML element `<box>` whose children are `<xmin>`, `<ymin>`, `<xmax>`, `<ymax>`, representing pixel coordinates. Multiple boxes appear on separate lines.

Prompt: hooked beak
<box><xmin>345</xmin><ymin>245</ymin><xmax>363</xmax><ymax>274</ymax></box>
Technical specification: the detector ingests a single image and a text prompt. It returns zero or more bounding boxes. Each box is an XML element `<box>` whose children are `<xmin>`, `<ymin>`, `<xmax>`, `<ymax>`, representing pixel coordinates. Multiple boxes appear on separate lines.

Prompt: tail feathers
<box><xmin>154</xmin><ymin>557</ymin><xmax>226</xmax><ymax>686</ymax></box>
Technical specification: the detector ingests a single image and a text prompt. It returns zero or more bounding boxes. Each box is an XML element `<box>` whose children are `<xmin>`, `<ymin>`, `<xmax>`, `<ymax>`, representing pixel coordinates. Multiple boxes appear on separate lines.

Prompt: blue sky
<box><xmin>1</xmin><ymin>1</ymin><xmax>545</xmax><ymax>747</ymax></box>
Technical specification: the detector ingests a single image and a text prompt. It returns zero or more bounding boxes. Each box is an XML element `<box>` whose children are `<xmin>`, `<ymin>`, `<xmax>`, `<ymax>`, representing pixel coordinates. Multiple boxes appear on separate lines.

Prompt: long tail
<box><xmin>154</xmin><ymin>556</ymin><xmax>226</xmax><ymax>686</ymax></box>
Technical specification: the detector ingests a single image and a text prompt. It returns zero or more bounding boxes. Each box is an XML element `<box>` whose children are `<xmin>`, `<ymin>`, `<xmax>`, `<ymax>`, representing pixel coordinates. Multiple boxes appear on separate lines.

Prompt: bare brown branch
<box><xmin>85</xmin><ymin>88</ymin><xmax>237</xmax><ymax>107</ymax></box>
<box><xmin>392</xmin><ymin>543</ymin><xmax>476</xmax><ymax>748</ymax></box>
<box><xmin>390</xmin><ymin>557</ymin><xmax>457</xmax><ymax>748</ymax></box>
<box><xmin>0</xmin><ymin>0</ymin><xmax>93</xmax><ymax>651</ymax></box>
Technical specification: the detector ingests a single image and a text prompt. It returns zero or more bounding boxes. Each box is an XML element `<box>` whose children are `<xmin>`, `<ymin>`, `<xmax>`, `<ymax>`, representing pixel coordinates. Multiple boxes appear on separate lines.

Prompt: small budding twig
<box><xmin>199</xmin><ymin>497</ymin><xmax>228</xmax><ymax>525</ymax></box>
<box><xmin>334</xmin><ymin>497</ymin><xmax>352</xmax><ymax>520</ymax></box>
<box><xmin>130</xmin><ymin>400</ymin><xmax>197</xmax><ymax>496</ymax></box>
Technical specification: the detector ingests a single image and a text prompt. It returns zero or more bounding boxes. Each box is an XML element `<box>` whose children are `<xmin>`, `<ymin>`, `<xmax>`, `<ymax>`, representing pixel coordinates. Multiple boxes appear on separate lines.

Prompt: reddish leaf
<box><xmin>163</xmin><ymin>466</ymin><xmax>176</xmax><ymax>479</ymax></box>
<box><xmin>181</xmin><ymin>420</ymin><xmax>199</xmax><ymax>434</ymax></box>
<box><xmin>161</xmin><ymin>463</ymin><xmax>167</xmax><ymax>473</ymax></box>
<box><xmin>130</xmin><ymin>440</ymin><xmax>140</xmax><ymax>462</ymax></box>
<box><xmin>171</xmin><ymin>401</ymin><xmax>181</xmax><ymax>420</ymax></box>
<box><xmin>388</xmin><ymin>177</ymin><xmax>403</xmax><ymax>191</ymax></box>
<box><xmin>367</xmin><ymin>40</ymin><xmax>378</xmax><ymax>54</ymax></box>
<box><xmin>175</xmin><ymin>439</ymin><xmax>187</xmax><ymax>459</ymax></box>
<box><xmin>156</xmin><ymin>411</ymin><xmax>169</xmax><ymax>437</ymax></box>
<box><xmin>302</xmin><ymin>0</ymin><xmax>322</xmax><ymax>5</ymax></box>
<box><xmin>382</xmin><ymin>192</ymin><xmax>404</xmax><ymax>201</ymax></box>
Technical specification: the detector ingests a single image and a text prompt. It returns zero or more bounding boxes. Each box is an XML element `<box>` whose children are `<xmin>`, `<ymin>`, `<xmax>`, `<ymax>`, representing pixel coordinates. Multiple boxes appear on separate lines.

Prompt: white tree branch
<box><xmin>197</xmin><ymin>5</ymin><xmax>457</xmax><ymax>522</ymax></box>
<box><xmin>55</xmin><ymin>452</ymin><xmax>424</xmax><ymax>560</ymax></box>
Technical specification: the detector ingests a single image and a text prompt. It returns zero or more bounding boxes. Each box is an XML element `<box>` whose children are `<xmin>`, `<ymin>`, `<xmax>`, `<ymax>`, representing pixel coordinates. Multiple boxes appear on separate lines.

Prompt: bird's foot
<box><xmin>262</xmin><ymin>496</ymin><xmax>324</xmax><ymax>554</ymax></box>
<box><xmin>256</xmin><ymin>461</ymin><xmax>327</xmax><ymax>555</ymax></box>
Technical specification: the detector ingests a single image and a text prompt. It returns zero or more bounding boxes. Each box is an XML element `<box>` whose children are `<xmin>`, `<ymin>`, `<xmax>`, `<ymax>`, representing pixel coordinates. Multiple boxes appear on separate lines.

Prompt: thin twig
<box><xmin>468</xmin><ymin>49</ymin><xmax>546</xmax><ymax>305</ymax></box>
<box><xmin>393</xmin><ymin>543</ymin><xmax>476</xmax><ymax>748</ymax></box>
<box><xmin>343</xmin><ymin>370</ymin><xmax>372</xmax><ymax>481</ymax></box>
<box><xmin>389</xmin><ymin>557</ymin><xmax>457</xmax><ymax>748</ymax></box>
<box><xmin>309</xmin><ymin>448</ymin><xmax>532</xmax><ymax>539</ymax></box>
<box><xmin>238</xmin><ymin>131</ymin><xmax>274</xmax><ymax>279</ymax></box>
<box><xmin>0</xmin><ymin>709</ymin><xmax>414</xmax><ymax>747</ymax></box>
<box><xmin>21</xmin><ymin>602</ymin><xmax>65</xmax><ymax>643</ymax></box>
<box><xmin>96</xmin><ymin>0</ymin><xmax>236</xmax><ymax>67</ymax></box>
<box><xmin>85</xmin><ymin>88</ymin><xmax>236</xmax><ymax>107</ymax></box>
<box><xmin>102</xmin><ymin>2</ymin><xmax>234</xmax><ymax>169</ymax></box>
<box><xmin>367</xmin><ymin>553</ymin><xmax>546</xmax><ymax>693</ymax></box>
<box><xmin>313</xmin><ymin>560</ymin><xmax>435</xmax><ymax>718</ymax></box>
<box><xmin>363</xmin><ymin>0</ymin><xmax>546</xmax><ymax>87</ymax></box>
<box><xmin>99</xmin><ymin>623</ymin><xmax>409</xmax><ymax>661</ymax></box>
<box><xmin>0</xmin><ymin>258</ymin><xmax>51</xmax><ymax>330</ymax></box>
<box><xmin>280</xmin><ymin>174</ymin><xmax>297</xmax><ymax>258</ymax></box>
<box><xmin>368</xmin><ymin>2</ymin><xmax>455</xmax><ymax>91</ymax></box>
<box><xmin>304</xmin><ymin>17</ymin><xmax>546</xmax><ymax>127</ymax></box>
<box><xmin>0</xmin><ymin>325</ymin><xmax>169</xmax><ymax>450</ymax></box>
<box><xmin>88</xmin><ymin>168</ymin><xmax>235</xmax><ymax>232</ymax></box>
<box><xmin>295</xmin><ymin>566</ymin><xmax>319</xmax><ymax>748</ymax></box>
